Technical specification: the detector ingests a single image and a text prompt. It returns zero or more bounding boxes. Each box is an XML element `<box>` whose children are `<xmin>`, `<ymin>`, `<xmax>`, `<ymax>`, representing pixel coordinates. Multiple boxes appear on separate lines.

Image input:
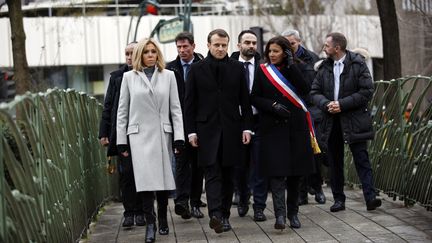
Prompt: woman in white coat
<box><xmin>117</xmin><ymin>38</ymin><xmax>184</xmax><ymax>243</ymax></box>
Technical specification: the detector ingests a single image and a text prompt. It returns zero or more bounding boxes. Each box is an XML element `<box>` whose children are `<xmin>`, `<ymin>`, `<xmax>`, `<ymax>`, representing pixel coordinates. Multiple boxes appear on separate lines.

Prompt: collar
<box><xmin>239</xmin><ymin>56</ymin><xmax>255</xmax><ymax>66</ymax></box>
<box><xmin>295</xmin><ymin>46</ymin><xmax>305</xmax><ymax>57</ymax></box>
<box><xmin>180</xmin><ymin>59</ymin><xmax>193</xmax><ymax>66</ymax></box>
<box><xmin>334</xmin><ymin>54</ymin><xmax>346</xmax><ymax>65</ymax></box>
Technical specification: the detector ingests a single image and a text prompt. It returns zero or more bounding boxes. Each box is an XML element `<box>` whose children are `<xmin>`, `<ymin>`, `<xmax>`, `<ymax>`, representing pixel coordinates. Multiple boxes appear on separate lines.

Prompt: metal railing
<box><xmin>345</xmin><ymin>76</ymin><xmax>432</xmax><ymax>210</ymax></box>
<box><xmin>0</xmin><ymin>88</ymin><xmax>117</xmax><ymax>242</ymax></box>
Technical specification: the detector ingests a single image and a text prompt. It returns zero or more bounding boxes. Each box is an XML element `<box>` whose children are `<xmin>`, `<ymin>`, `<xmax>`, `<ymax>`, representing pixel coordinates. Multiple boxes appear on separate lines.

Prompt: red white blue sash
<box><xmin>260</xmin><ymin>63</ymin><xmax>321</xmax><ymax>154</ymax></box>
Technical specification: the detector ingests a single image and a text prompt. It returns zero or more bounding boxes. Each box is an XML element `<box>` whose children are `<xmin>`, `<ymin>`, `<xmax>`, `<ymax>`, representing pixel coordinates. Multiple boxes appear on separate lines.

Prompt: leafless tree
<box><xmin>377</xmin><ymin>0</ymin><xmax>402</xmax><ymax>80</ymax></box>
<box><xmin>6</xmin><ymin>0</ymin><xmax>33</xmax><ymax>94</ymax></box>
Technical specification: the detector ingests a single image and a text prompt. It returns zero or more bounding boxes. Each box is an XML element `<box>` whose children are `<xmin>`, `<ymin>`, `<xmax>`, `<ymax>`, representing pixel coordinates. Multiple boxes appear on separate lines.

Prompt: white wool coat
<box><xmin>117</xmin><ymin>68</ymin><xmax>184</xmax><ymax>191</ymax></box>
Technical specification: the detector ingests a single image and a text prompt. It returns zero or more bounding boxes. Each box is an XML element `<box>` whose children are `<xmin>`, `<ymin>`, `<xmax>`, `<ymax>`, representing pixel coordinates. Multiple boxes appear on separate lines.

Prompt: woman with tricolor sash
<box><xmin>250</xmin><ymin>36</ymin><xmax>317</xmax><ymax>231</ymax></box>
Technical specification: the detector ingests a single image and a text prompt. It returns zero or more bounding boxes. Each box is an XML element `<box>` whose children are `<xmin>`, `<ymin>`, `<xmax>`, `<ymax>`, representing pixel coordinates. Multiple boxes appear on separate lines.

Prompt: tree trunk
<box><xmin>377</xmin><ymin>0</ymin><xmax>402</xmax><ymax>80</ymax></box>
<box><xmin>6</xmin><ymin>0</ymin><xmax>32</xmax><ymax>94</ymax></box>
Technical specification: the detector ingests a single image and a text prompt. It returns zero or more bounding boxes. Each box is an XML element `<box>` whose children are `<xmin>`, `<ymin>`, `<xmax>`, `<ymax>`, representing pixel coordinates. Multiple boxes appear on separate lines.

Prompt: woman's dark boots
<box><xmin>158</xmin><ymin>206</ymin><xmax>169</xmax><ymax>235</ymax></box>
<box><xmin>158</xmin><ymin>217</ymin><xmax>169</xmax><ymax>235</ymax></box>
<box><xmin>145</xmin><ymin>223</ymin><xmax>156</xmax><ymax>243</ymax></box>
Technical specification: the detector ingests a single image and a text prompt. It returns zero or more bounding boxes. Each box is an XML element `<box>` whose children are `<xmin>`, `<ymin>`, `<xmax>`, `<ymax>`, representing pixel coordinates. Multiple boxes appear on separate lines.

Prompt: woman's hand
<box><xmin>117</xmin><ymin>144</ymin><xmax>129</xmax><ymax>157</ymax></box>
<box><xmin>272</xmin><ymin>102</ymin><xmax>291</xmax><ymax>117</ymax></box>
<box><xmin>173</xmin><ymin>140</ymin><xmax>185</xmax><ymax>155</ymax></box>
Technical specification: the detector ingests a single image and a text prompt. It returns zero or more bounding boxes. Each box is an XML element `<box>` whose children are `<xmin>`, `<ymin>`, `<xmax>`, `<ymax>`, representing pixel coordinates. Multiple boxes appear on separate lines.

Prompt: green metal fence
<box><xmin>0</xmin><ymin>77</ymin><xmax>431</xmax><ymax>242</ymax></box>
<box><xmin>0</xmin><ymin>89</ymin><xmax>118</xmax><ymax>243</ymax></box>
<box><xmin>346</xmin><ymin>76</ymin><xmax>432</xmax><ymax>210</ymax></box>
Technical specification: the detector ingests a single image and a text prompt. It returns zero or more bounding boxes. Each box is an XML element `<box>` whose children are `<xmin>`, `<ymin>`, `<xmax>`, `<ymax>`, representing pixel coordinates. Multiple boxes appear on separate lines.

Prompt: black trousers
<box><xmin>140</xmin><ymin>191</ymin><xmax>169</xmax><ymax>224</ymax></box>
<box><xmin>270</xmin><ymin>176</ymin><xmax>300</xmax><ymax>218</ymax></box>
<box><xmin>204</xmin><ymin>159</ymin><xmax>234</xmax><ymax>219</ymax></box>
<box><xmin>234</xmin><ymin>125</ymin><xmax>268</xmax><ymax>210</ymax></box>
<box><xmin>174</xmin><ymin>144</ymin><xmax>204</xmax><ymax>207</ymax></box>
<box><xmin>328</xmin><ymin>116</ymin><xmax>377</xmax><ymax>203</ymax></box>
<box><xmin>299</xmin><ymin>153</ymin><xmax>324</xmax><ymax>198</ymax></box>
<box><xmin>118</xmin><ymin>153</ymin><xmax>143</xmax><ymax>217</ymax></box>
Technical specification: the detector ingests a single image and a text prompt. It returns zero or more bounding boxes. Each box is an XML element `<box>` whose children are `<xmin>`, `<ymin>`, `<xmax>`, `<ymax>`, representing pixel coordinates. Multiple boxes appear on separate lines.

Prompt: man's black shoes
<box><xmin>274</xmin><ymin>215</ymin><xmax>286</xmax><ymax>230</ymax></box>
<box><xmin>253</xmin><ymin>208</ymin><xmax>267</xmax><ymax>222</ymax></box>
<box><xmin>366</xmin><ymin>198</ymin><xmax>382</xmax><ymax>211</ymax></box>
<box><xmin>330</xmin><ymin>201</ymin><xmax>345</xmax><ymax>212</ymax></box>
<box><xmin>315</xmin><ymin>191</ymin><xmax>326</xmax><ymax>204</ymax></box>
<box><xmin>288</xmin><ymin>215</ymin><xmax>301</xmax><ymax>228</ymax></box>
<box><xmin>209</xmin><ymin>216</ymin><xmax>223</xmax><ymax>234</ymax></box>
<box><xmin>174</xmin><ymin>203</ymin><xmax>192</xmax><ymax>219</ymax></box>
<box><xmin>122</xmin><ymin>216</ymin><xmax>134</xmax><ymax>227</ymax></box>
<box><xmin>191</xmin><ymin>206</ymin><xmax>204</xmax><ymax>218</ymax></box>
<box><xmin>222</xmin><ymin>218</ymin><xmax>232</xmax><ymax>232</ymax></box>
<box><xmin>237</xmin><ymin>204</ymin><xmax>249</xmax><ymax>217</ymax></box>
<box><xmin>135</xmin><ymin>214</ymin><xmax>146</xmax><ymax>226</ymax></box>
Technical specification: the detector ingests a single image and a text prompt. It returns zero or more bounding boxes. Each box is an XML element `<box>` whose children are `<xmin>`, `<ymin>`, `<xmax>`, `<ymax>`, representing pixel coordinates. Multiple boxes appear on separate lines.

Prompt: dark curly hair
<box><xmin>264</xmin><ymin>36</ymin><xmax>296</xmax><ymax>65</ymax></box>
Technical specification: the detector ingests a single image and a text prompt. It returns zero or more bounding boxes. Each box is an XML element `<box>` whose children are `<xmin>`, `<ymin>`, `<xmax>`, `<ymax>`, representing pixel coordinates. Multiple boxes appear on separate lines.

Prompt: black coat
<box><xmin>184</xmin><ymin>53</ymin><xmax>253</xmax><ymax>167</ymax></box>
<box><xmin>98</xmin><ymin>64</ymin><xmax>129</xmax><ymax>156</ymax></box>
<box><xmin>166</xmin><ymin>52</ymin><xmax>203</xmax><ymax>108</ymax></box>
<box><xmin>311</xmin><ymin>50</ymin><xmax>374</xmax><ymax>146</ymax></box>
<box><xmin>250</xmin><ymin>64</ymin><xmax>315</xmax><ymax>177</ymax></box>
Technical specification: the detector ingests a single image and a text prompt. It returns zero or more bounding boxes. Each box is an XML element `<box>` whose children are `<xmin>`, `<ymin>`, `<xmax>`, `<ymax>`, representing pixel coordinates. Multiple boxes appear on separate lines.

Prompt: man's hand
<box><xmin>242</xmin><ymin>131</ymin><xmax>251</xmax><ymax>145</ymax></box>
<box><xmin>189</xmin><ymin>135</ymin><xmax>199</xmax><ymax>147</ymax></box>
<box><xmin>100</xmin><ymin>137</ymin><xmax>109</xmax><ymax>146</ymax></box>
<box><xmin>327</xmin><ymin>101</ymin><xmax>341</xmax><ymax>114</ymax></box>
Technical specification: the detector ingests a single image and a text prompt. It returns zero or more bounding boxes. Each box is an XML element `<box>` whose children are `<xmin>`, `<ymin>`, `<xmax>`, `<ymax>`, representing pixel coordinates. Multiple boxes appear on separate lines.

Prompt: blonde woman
<box><xmin>117</xmin><ymin>38</ymin><xmax>184</xmax><ymax>243</ymax></box>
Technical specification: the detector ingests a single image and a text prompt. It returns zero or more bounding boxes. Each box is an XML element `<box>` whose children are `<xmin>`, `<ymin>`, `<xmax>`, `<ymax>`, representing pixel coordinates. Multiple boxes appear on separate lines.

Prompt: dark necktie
<box><xmin>244</xmin><ymin>61</ymin><xmax>251</xmax><ymax>89</ymax></box>
<box><xmin>183</xmin><ymin>63</ymin><xmax>191</xmax><ymax>81</ymax></box>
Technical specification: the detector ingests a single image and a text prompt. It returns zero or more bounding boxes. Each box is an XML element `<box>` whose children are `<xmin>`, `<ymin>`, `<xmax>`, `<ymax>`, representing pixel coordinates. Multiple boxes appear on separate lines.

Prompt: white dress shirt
<box><xmin>333</xmin><ymin>54</ymin><xmax>346</xmax><ymax>100</ymax></box>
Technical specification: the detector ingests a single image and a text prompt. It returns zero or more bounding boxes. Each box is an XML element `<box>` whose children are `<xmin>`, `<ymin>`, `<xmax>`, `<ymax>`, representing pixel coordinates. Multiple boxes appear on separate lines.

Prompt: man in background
<box><xmin>230</xmin><ymin>30</ymin><xmax>268</xmax><ymax>222</ymax></box>
<box><xmin>98</xmin><ymin>42</ymin><xmax>145</xmax><ymax>227</ymax></box>
<box><xmin>166</xmin><ymin>32</ymin><xmax>206</xmax><ymax>220</ymax></box>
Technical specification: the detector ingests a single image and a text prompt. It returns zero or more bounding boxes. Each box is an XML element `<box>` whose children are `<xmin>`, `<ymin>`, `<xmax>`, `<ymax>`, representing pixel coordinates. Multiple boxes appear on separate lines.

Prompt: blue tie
<box><xmin>183</xmin><ymin>63</ymin><xmax>190</xmax><ymax>81</ymax></box>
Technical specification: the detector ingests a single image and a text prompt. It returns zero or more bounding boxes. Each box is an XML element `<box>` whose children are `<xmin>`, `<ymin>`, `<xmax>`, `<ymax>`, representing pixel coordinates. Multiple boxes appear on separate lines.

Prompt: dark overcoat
<box><xmin>98</xmin><ymin>64</ymin><xmax>129</xmax><ymax>156</ymax></box>
<box><xmin>250</xmin><ymin>64</ymin><xmax>315</xmax><ymax>177</ymax></box>
<box><xmin>311</xmin><ymin>51</ymin><xmax>374</xmax><ymax>147</ymax></box>
<box><xmin>184</xmin><ymin>54</ymin><xmax>253</xmax><ymax>167</ymax></box>
<box><xmin>166</xmin><ymin>52</ymin><xmax>204</xmax><ymax>108</ymax></box>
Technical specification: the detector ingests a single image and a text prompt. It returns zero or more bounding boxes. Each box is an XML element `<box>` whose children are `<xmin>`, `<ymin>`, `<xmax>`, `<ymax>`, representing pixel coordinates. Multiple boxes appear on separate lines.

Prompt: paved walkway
<box><xmin>85</xmin><ymin>186</ymin><xmax>432</xmax><ymax>243</ymax></box>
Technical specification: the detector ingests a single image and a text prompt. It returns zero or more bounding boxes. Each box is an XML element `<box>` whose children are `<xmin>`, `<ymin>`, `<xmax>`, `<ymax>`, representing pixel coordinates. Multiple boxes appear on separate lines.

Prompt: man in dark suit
<box><xmin>282</xmin><ymin>29</ymin><xmax>326</xmax><ymax>206</ymax></box>
<box><xmin>230</xmin><ymin>30</ymin><xmax>268</xmax><ymax>221</ymax></box>
<box><xmin>184</xmin><ymin>29</ymin><xmax>253</xmax><ymax>234</ymax></box>
<box><xmin>98</xmin><ymin>42</ymin><xmax>145</xmax><ymax>227</ymax></box>
<box><xmin>311</xmin><ymin>32</ymin><xmax>381</xmax><ymax>212</ymax></box>
<box><xmin>166</xmin><ymin>32</ymin><xmax>206</xmax><ymax>220</ymax></box>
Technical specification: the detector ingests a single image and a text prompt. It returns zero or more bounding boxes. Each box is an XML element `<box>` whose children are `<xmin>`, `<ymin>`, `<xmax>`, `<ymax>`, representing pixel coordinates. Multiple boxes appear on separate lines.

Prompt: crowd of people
<box><xmin>98</xmin><ymin>28</ymin><xmax>382</xmax><ymax>243</ymax></box>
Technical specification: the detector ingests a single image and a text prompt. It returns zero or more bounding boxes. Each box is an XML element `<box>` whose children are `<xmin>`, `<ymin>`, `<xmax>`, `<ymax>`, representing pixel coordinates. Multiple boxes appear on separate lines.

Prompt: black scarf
<box><xmin>207</xmin><ymin>52</ymin><xmax>229</xmax><ymax>84</ymax></box>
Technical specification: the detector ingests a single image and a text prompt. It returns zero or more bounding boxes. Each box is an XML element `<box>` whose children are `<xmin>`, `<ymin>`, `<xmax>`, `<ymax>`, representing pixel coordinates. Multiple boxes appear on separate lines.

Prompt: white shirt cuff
<box><xmin>188</xmin><ymin>133</ymin><xmax>197</xmax><ymax>138</ymax></box>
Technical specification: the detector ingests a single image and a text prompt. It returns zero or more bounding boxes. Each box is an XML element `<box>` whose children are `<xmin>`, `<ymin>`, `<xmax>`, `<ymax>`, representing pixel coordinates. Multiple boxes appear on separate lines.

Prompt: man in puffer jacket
<box><xmin>311</xmin><ymin>32</ymin><xmax>381</xmax><ymax>212</ymax></box>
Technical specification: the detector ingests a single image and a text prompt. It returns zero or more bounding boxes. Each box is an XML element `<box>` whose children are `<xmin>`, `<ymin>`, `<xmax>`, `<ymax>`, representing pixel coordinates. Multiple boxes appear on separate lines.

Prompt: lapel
<box><xmin>135</xmin><ymin>70</ymin><xmax>160</xmax><ymax>111</ymax></box>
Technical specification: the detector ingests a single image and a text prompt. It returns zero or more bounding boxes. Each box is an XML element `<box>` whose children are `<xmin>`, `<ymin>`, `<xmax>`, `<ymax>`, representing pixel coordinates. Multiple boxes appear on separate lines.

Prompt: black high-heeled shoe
<box><xmin>158</xmin><ymin>217</ymin><xmax>169</xmax><ymax>235</ymax></box>
<box><xmin>145</xmin><ymin>223</ymin><xmax>156</xmax><ymax>243</ymax></box>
